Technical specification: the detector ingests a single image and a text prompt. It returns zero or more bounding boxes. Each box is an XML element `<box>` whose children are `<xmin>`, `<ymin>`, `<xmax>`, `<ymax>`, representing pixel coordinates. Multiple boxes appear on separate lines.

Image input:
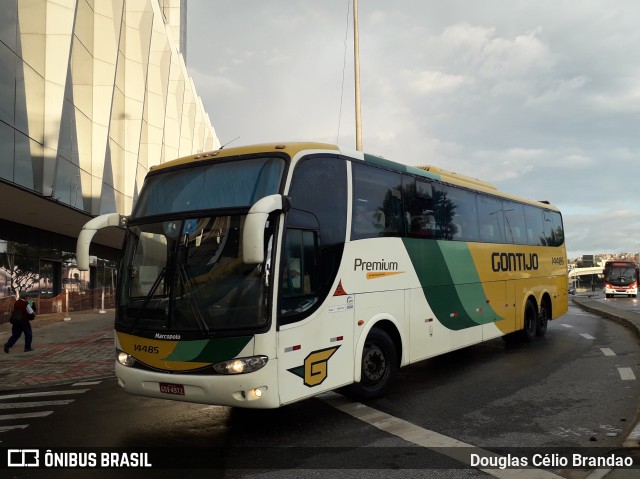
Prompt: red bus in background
<box><xmin>603</xmin><ymin>260</ymin><xmax>639</xmax><ymax>298</ymax></box>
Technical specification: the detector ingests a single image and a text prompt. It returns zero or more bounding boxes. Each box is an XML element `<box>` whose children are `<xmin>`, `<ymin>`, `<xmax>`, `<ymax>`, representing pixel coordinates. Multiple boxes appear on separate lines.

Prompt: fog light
<box><xmin>117</xmin><ymin>351</ymin><xmax>135</xmax><ymax>367</ymax></box>
<box><xmin>248</xmin><ymin>386</ymin><xmax>267</xmax><ymax>400</ymax></box>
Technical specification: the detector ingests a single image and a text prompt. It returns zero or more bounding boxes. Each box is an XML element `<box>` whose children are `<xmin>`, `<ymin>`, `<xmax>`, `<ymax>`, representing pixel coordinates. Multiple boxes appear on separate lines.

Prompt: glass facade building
<box><xmin>0</xmin><ymin>0</ymin><xmax>218</xmax><ymax>320</ymax></box>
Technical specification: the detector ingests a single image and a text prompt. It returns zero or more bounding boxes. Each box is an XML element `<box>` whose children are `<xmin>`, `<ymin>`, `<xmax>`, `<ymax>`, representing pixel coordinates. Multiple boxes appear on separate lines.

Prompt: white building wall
<box><xmin>0</xmin><ymin>0</ymin><xmax>218</xmax><ymax>217</ymax></box>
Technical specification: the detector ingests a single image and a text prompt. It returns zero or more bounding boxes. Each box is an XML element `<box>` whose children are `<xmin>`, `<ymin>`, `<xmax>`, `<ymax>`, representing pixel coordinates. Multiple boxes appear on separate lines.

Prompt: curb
<box><xmin>572</xmin><ymin>296</ymin><xmax>640</xmax><ymax>340</ymax></box>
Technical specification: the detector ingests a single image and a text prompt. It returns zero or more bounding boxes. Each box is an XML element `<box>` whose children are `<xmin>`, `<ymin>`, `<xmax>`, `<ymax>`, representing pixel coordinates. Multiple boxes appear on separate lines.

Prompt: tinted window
<box><xmin>134</xmin><ymin>157</ymin><xmax>285</xmax><ymax>217</ymax></box>
<box><xmin>503</xmin><ymin>201</ymin><xmax>527</xmax><ymax>244</ymax></box>
<box><xmin>544</xmin><ymin>210</ymin><xmax>564</xmax><ymax>246</ymax></box>
<box><xmin>352</xmin><ymin>163</ymin><xmax>404</xmax><ymax>240</ymax></box>
<box><xmin>430</xmin><ymin>183</ymin><xmax>457</xmax><ymax>239</ymax></box>
<box><xmin>288</xmin><ymin>157</ymin><xmax>347</xmax><ymax>246</ymax></box>
<box><xmin>280</xmin><ymin>156</ymin><xmax>347</xmax><ymax>323</ymax></box>
<box><xmin>280</xmin><ymin>229</ymin><xmax>318</xmax><ymax>298</ymax></box>
<box><xmin>523</xmin><ymin>205</ymin><xmax>545</xmax><ymax>245</ymax></box>
<box><xmin>446</xmin><ymin>187</ymin><xmax>479</xmax><ymax>241</ymax></box>
<box><xmin>404</xmin><ymin>177</ymin><xmax>436</xmax><ymax>237</ymax></box>
<box><xmin>477</xmin><ymin>195</ymin><xmax>505</xmax><ymax>243</ymax></box>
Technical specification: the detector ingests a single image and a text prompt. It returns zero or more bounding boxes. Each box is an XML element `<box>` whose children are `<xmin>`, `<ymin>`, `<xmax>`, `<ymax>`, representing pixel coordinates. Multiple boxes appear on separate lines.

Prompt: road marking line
<box><xmin>580</xmin><ymin>333</ymin><xmax>595</xmax><ymax>339</ymax></box>
<box><xmin>623</xmin><ymin>419</ymin><xmax>640</xmax><ymax>447</ymax></box>
<box><xmin>0</xmin><ymin>389</ymin><xmax>89</xmax><ymax>401</ymax></box>
<box><xmin>321</xmin><ymin>393</ymin><xmax>562</xmax><ymax>478</ymax></box>
<box><xmin>600</xmin><ymin>348</ymin><xmax>616</xmax><ymax>356</ymax></box>
<box><xmin>0</xmin><ymin>400</ymin><xmax>75</xmax><ymax>410</ymax></box>
<box><xmin>560</xmin><ymin>324</ymin><xmax>574</xmax><ymax>328</ymax></box>
<box><xmin>0</xmin><ymin>424</ymin><xmax>29</xmax><ymax>432</ymax></box>
<box><xmin>0</xmin><ymin>411</ymin><xmax>53</xmax><ymax>421</ymax></box>
<box><xmin>585</xmin><ymin>469</ymin><xmax>613</xmax><ymax>479</ymax></box>
<box><xmin>617</xmin><ymin>367</ymin><xmax>636</xmax><ymax>381</ymax></box>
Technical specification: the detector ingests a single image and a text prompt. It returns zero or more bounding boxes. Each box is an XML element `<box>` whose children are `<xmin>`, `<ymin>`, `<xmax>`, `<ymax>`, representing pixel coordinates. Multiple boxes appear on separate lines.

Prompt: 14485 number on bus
<box><xmin>552</xmin><ymin>257</ymin><xmax>565</xmax><ymax>266</ymax></box>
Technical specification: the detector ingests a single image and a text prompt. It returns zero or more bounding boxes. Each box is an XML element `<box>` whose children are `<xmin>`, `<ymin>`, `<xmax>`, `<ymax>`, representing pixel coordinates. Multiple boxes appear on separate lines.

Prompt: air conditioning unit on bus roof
<box><xmin>416</xmin><ymin>165</ymin><xmax>497</xmax><ymax>191</ymax></box>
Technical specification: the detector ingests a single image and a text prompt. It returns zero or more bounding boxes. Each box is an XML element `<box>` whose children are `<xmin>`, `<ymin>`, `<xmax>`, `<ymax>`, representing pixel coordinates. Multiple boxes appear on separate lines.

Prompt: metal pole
<box><xmin>354</xmin><ymin>0</ymin><xmax>362</xmax><ymax>151</ymax></box>
<box><xmin>64</xmin><ymin>287</ymin><xmax>71</xmax><ymax>321</ymax></box>
<box><xmin>99</xmin><ymin>261</ymin><xmax>106</xmax><ymax>313</ymax></box>
<box><xmin>99</xmin><ymin>285</ymin><xmax>106</xmax><ymax>313</ymax></box>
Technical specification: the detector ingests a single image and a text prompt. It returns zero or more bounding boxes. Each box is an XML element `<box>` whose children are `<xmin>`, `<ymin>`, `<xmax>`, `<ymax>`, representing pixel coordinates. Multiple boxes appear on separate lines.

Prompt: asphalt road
<box><xmin>2</xmin><ymin>303</ymin><xmax>639</xmax><ymax>479</ymax></box>
<box><xmin>595</xmin><ymin>295</ymin><xmax>640</xmax><ymax>315</ymax></box>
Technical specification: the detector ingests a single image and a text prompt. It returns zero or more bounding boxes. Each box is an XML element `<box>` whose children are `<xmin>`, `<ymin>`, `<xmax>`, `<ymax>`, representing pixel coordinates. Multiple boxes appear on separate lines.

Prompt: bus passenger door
<box><xmin>277</xmin><ymin>296</ymin><xmax>355</xmax><ymax>406</ymax></box>
<box><xmin>275</xmin><ymin>226</ymin><xmax>354</xmax><ymax>405</ymax></box>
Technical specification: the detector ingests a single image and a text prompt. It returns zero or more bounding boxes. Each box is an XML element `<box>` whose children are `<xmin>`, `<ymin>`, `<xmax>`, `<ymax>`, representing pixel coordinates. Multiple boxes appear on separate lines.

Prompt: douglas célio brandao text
<box><xmin>470</xmin><ymin>452</ymin><xmax>634</xmax><ymax>469</ymax></box>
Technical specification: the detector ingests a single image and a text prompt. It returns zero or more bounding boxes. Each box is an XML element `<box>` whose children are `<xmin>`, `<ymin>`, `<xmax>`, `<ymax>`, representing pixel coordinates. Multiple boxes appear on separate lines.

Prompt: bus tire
<box><xmin>536</xmin><ymin>301</ymin><xmax>550</xmax><ymax>337</ymax></box>
<box><xmin>343</xmin><ymin>328</ymin><xmax>398</xmax><ymax>400</ymax></box>
<box><xmin>520</xmin><ymin>300</ymin><xmax>537</xmax><ymax>342</ymax></box>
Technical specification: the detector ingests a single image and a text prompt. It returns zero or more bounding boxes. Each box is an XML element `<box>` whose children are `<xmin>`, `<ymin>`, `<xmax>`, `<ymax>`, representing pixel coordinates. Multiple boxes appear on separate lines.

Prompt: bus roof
<box><xmin>150</xmin><ymin>142</ymin><xmax>340</xmax><ymax>171</ymax></box>
<box><xmin>150</xmin><ymin>142</ymin><xmax>560</xmax><ymax>212</ymax></box>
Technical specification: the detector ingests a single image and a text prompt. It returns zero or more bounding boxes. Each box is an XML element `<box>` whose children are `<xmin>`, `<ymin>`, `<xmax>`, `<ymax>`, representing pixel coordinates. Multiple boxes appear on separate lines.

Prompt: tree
<box><xmin>0</xmin><ymin>241</ymin><xmax>74</xmax><ymax>293</ymax></box>
<box><xmin>0</xmin><ymin>241</ymin><xmax>40</xmax><ymax>296</ymax></box>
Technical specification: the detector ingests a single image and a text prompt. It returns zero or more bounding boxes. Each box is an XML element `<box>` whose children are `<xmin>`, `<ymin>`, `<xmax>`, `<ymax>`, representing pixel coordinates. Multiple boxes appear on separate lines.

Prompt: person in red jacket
<box><xmin>4</xmin><ymin>294</ymin><xmax>35</xmax><ymax>353</ymax></box>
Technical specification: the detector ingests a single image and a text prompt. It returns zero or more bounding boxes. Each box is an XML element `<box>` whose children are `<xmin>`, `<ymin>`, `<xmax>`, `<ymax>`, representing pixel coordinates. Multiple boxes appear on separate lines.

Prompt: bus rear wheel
<box><xmin>520</xmin><ymin>300</ymin><xmax>537</xmax><ymax>342</ymax></box>
<box><xmin>343</xmin><ymin>328</ymin><xmax>398</xmax><ymax>400</ymax></box>
<box><xmin>536</xmin><ymin>301</ymin><xmax>550</xmax><ymax>337</ymax></box>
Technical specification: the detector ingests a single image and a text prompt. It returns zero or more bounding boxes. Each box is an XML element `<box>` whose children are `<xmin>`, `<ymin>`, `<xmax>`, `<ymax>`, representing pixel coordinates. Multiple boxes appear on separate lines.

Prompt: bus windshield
<box><xmin>132</xmin><ymin>156</ymin><xmax>285</xmax><ymax>218</ymax></box>
<box><xmin>605</xmin><ymin>264</ymin><xmax>637</xmax><ymax>286</ymax></box>
<box><xmin>118</xmin><ymin>214</ymin><xmax>273</xmax><ymax>333</ymax></box>
<box><xmin>118</xmin><ymin>156</ymin><xmax>285</xmax><ymax>333</ymax></box>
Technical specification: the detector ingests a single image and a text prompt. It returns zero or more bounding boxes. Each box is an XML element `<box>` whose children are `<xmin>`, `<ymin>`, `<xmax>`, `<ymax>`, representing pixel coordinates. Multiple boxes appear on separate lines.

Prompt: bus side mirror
<box><xmin>243</xmin><ymin>194</ymin><xmax>289</xmax><ymax>264</ymax></box>
<box><xmin>76</xmin><ymin>213</ymin><xmax>125</xmax><ymax>271</ymax></box>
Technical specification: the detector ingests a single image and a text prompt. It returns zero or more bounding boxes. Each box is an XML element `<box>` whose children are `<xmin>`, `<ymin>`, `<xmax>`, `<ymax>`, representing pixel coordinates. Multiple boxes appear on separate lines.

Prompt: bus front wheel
<box><xmin>343</xmin><ymin>328</ymin><xmax>398</xmax><ymax>400</ymax></box>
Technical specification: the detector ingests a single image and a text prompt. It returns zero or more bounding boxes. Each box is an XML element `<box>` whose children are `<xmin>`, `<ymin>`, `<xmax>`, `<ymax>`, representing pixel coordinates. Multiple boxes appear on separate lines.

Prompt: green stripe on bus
<box><xmin>167</xmin><ymin>336</ymin><xmax>252</xmax><ymax>363</ymax></box>
<box><xmin>362</xmin><ymin>153</ymin><xmax>441</xmax><ymax>180</ymax></box>
<box><xmin>402</xmin><ymin>239</ymin><xmax>501</xmax><ymax>330</ymax></box>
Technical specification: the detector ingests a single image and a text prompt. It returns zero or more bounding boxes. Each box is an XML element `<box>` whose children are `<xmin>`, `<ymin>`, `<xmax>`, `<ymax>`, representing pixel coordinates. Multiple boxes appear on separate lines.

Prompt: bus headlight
<box><xmin>117</xmin><ymin>350</ymin><xmax>135</xmax><ymax>367</ymax></box>
<box><xmin>212</xmin><ymin>356</ymin><xmax>268</xmax><ymax>374</ymax></box>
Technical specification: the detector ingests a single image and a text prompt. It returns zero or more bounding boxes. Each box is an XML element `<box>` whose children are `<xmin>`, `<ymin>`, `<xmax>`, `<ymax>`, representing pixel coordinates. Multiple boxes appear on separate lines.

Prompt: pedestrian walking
<box><xmin>4</xmin><ymin>294</ymin><xmax>36</xmax><ymax>353</ymax></box>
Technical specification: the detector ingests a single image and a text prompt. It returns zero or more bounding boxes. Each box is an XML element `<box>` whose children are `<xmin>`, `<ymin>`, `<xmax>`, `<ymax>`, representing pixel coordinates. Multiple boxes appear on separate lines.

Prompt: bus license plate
<box><xmin>159</xmin><ymin>382</ymin><xmax>185</xmax><ymax>396</ymax></box>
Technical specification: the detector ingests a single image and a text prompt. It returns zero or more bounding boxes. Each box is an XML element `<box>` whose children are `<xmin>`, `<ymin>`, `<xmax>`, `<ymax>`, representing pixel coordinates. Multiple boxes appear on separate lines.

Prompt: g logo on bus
<box><xmin>288</xmin><ymin>346</ymin><xmax>340</xmax><ymax>387</ymax></box>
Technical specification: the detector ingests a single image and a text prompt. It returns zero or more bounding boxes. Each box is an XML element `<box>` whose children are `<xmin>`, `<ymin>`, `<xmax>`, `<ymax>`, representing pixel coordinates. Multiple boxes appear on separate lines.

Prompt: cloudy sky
<box><xmin>186</xmin><ymin>0</ymin><xmax>640</xmax><ymax>259</ymax></box>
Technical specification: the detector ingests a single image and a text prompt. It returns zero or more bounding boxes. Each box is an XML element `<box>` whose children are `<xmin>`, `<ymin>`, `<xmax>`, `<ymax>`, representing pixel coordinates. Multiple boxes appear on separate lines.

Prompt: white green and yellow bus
<box><xmin>76</xmin><ymin>142</ymin><xmax>568</xmax><ymax>408</ymax></box>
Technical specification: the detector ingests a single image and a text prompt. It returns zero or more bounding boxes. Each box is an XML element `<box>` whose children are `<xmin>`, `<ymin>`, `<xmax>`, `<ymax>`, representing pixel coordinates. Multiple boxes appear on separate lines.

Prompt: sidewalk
<box><xmin>0</xmin><ymin>309</ymin><xmax>115</xmax><ymax>392</ymax></box>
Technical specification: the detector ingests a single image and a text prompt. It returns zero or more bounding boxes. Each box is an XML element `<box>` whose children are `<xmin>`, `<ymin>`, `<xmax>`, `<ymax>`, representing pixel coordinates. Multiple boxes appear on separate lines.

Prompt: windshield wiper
<box><xmin>131</xmin><ymin>266</ymin><xmax>167</xmax><ymax>330</ymax></box>
<box><xmin>177</xmin><ymin>263</ymin><xmax>210</xmax><ymax>333</ymax></box>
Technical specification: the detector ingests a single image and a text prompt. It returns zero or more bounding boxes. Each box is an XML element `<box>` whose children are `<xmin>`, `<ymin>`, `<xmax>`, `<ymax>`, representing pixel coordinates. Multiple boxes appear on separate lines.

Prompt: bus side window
<box><xmin>544</xmin><ymin>210</ymin><xmax>564</xmax><ymax>246</ymax></box>
<box><xmin>503</xmin><ymin>201</ymin><xmax>526</xmax><ymax>244</ymax></box>
<box><xmin>404</xmin><ymin>176</ymin><xmax>436</xmax><ymax>238</ymax></box>
<box><xmin>281</xmin><ymin>229</ymin><xmax>317</xmax><ymax>297</ymax></box>
<box><xmin>432</xmin><ymin>183</ymin><xmax>456</xmax><ymax>239</ymax></box>
<box><xmin>351</xmin><ymin>163</ymin><xmax>403</xmax><ymax>239</ymax></box>
<box><xmin>477</xmin><ymin>194</ymin><xmax>505</xmax><ymax>243</ymax></box>
<box><xmin>524</xmin><ymin>205</ymin><xmax>545</xmax><ymax>246</ymax></box>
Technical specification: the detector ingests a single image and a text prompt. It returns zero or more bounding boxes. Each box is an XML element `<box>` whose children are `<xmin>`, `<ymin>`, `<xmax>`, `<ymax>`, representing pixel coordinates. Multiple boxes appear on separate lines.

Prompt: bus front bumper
<box><xmin>114</xmin><ymin>359</ymin><xmax>280</xmax><ymax>408</ymax></box>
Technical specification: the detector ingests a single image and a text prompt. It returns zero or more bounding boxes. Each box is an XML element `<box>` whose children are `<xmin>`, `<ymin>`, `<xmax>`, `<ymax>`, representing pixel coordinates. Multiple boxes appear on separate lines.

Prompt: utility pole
<box><xmin>354</xmin><ymin>0</ymin><xmax>362</xmax><ymax>151</ymax></box>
